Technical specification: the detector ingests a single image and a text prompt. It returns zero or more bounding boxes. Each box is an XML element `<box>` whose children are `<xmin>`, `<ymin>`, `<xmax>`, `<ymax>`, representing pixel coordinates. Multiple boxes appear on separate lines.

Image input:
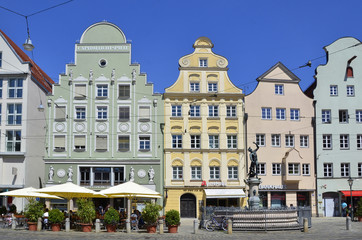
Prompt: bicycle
<box><xmin>205</xmin><ymin>214</ymin><xmax>228</xmax><ymax>231</ymax></box>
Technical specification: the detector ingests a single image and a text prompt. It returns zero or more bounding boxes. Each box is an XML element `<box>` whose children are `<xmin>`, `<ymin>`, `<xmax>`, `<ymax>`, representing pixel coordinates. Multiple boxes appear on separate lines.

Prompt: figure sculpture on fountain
<box><xmin>248</xmin><ymin>142</ymin><xmax>259</xmax><ymax>178</ymax></box>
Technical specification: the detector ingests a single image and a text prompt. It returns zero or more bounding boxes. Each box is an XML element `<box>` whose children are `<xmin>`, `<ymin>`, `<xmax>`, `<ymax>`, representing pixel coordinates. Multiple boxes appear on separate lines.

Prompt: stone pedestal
<box><xmin>245</xmin><ymin>177</ymin><xmax>262</xmax><ymax>210</ymax></box>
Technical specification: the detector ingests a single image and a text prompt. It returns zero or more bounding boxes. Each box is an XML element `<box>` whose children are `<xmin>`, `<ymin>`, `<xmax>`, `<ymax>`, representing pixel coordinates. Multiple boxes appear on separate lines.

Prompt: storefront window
<box><xmin>271</xmin><ymin>192</ymin><xmax>286</xmax><ymax>208</ymax></box>
<box><xmin>93</xmin><ymin>167</ymin><xmax>111</xmax><ymax>186</ymax></box>
<box><xmin>259</xmin><ymin>192</ymin><xmax>268</xmax><ymax>208</ymax></box>
<box><xmin>297</xmin><ymin>192</ymin><xmax>310</xmax><ymax>207</ymax></box>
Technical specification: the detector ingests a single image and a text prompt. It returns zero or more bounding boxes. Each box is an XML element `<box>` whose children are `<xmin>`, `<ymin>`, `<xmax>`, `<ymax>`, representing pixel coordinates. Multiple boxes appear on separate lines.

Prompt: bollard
<box><xmin>303</xmin><ymin>218</ymin><xmax>308</xmax><ymax>232</ymax></box>
<box><xmin>227</xmin><ymin>218</ymin><xmax>232</xmax><ymax>234</ymax></box>
<box><xmin>126</xmin><ymin>219</ymin><xmax>131</xmax><ymax>233</ymax></box>
<box><xmin>158</xmin><ymin>219</ymin><xmax>164</xmax><ymax>234</ymax></box>
<box><xmin>193</xmin><ymin>219</ymin><xmax>198</xmax><ymax>234</ymax></box>
<box><xmin>11</xmin><ymin>214</ymin><xmax>16</xmax><ymax>230</ymax></box>
<box><xmin>346</xmin><ymin>216</ymin><xmax>351</xmax><ymax>230</ymax></box>
<box><xmin>65</xmin><ymin>218</ymin><xmax>70</xmax><ymax>232</ymax></box>
<box><xmin>37</xmin><ymin>217</ymin><xmax>42</xmax><ymax>231</ymax></box>
<box><xmin>95</xmin><ymin>219</ymin><xmax>100</xmax><ymax>233</ymax></box>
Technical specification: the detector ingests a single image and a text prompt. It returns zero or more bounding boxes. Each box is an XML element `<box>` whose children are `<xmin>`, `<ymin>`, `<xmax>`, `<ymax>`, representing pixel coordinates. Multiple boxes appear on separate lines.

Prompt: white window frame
<box><xmin>96</xmin><ymin>84</ymin><xmax>108</xmax><ymax>98</ymax></box>
<box><xmin>288</xmin><ymin>163</ymin><xmax>300</xmax><ymax>175</ymax></box>
<box><xmin>191</xmin><ymin>135</ymin><xmax>201</xmax><ymax>149</ymax></box>
<box><xmin>347</xmin><ymin>85</ymin><xmax>354</xmax><ymax>97</ymax></box>
<box><xmin>228</xmin><ymin>166</ymin><xmax>238</xmax><ymax>180</ymax></box>
<box><xmin>276</xmin><ymin>108</ymin><xmax>286</xmax><ymax>120</ymax></box>
<box><xmin>261</xmin><ymin>107</ymin><xmax>271</xmax><ymax>120</ymax></box>
<box><xmin>6</xmin><ymin>130</ymin><xmax>21</xmax><ymax>152</ymax></box>
<box><xmin>290</xmin><ymin>109</ymin><xmax>300</xmax><ymax>121</ymax></box>
<box><xmin>75</xmin><ymin>106</ymin><xmax>86</xmax><ymax>120</ymax></box>
<box><xmin>300</xmin><ymin>135</ymin><xmax>309</xmax><ymax>148</ymax></box>
<box><xmin>74</xmin><ymin>135</ymin><xmax>86</xmax><ymax>151</ymax></box>
<box><xmin>8</xmin><ymin>78</ymin><xmax>23</xmax><ymax>98</ymax></box>
<box><xmin>256</xmin><ymin>134</ymin><xmax>265</xmax><ymax>146</ymax></box>
<box><xmin>208</xmin><ymin>83</ymin><xmax>218</xmax><ymax>92</ymax></box>
<box><xmin>330</xmin><ymin>85</ymin><xmax>338</xmax><ymax>96</ymax></box>
<box><xmin>118</xmin><ymin>84</ymin><xmax>130</xmax><ymax>99</ymax></box>
<box><xmin>118</xmin><ymin>135</ymin><xmax>130</xmax><ymax>152</ymax></box>
<box><xmin>322</xmin><ymin>110</ymin><xmax>331</xmax><ymax>123</ymax></box>
<box><xmin>227</xmin><ymin>135</ymin><xmax>237</xmax><ymax>149</ymax></box>
<box><xmin>54</xmin><ymin>135</ymin><xmax>66</xmax><ymax>152</ymax></box>
<box><xmin>323</xmin><ymin>134</ymin><xmax>332</xmax><ymax>149</ymax></box>
<box><xmin>272</xmin><ymin>163</ymin><xmax>281</xmax><ymax>175</ymax></box>
<box><xmin>226</xmin><ymin>105</ymin><xmax>236</xmax><ymax>117</ymax></box>
<box><xmin>302</xmin><ymin>164</ymin><xmax>310</xmax><ymax>176</ymax></box>
<box><xmin>190</xmin><ymin>82</ymin><xmax>200</xmax><ymax>92</ymax></box>
<box><xmin>340</xmin><ymin>134</ymin><xmax>349</xmax><ymax>149</ymax></box>
<box><xmin>119</xmin><ymin>106</ymin><xmax>130</xmax><ymax>121</ymax></box>
<box><xmin>191</xmin><ymin>166</ymin><xmax>202</xmax><ymax>180</ymax></box>
<box><xmin>358</xmin><ymin>163</ymin><xmax>362</xmax><ymax>177</ymax></box>
<box><xmin>95</xmin><ymin>135</ymin><xmax>108</xmax><ymax>151</ymax></box>
<box><xmin>199</xmin><ymin>58</ymin><xmax>208</xmax><ymax>67</ymax></box>
<box><xmin>209</xmin><ymin>135</ymin><xmax>219</xmax><ymax>149</ymax></box>
<box><xmin>172</xmin><ymin>135</ymin><xmax>182</xmax><ymax>149</ymax></box>
<box><xmin>139</xmin><ymin>136</ymin><xmax>150</xmax><ymax>151</ymax></box>
<box><xmin>271</xmin><ymin>134</ymin><xmax>281</xmax><ymax>147</ymax></box>
<box><xmin>339</xmin><ymin>110</ymin><xmax>348</xmax><ymax>123</ymax></box>
<box><xmin>189</xmin><ymin>105</ymin><xmax>200</xmax><ymax>117</ymax></box>
<box><xmin>210</xmin><ymin>166</ymin><xmax>220</xmax><ymax>180</ymax></box>
<box><xmin>324</xmin><ymin>163</ymin><xmax>333</xmax><ymax>177</ymax></box>
<box><xmin>340</xmin><ymin>163</ymin><xmax>350</xmax><ymax>177</ymax></box>
<box><xmin>357</xmin><ymin>134</ymin><xmax>362</xmax><ymax>149</ymax></box>
<box><xmin>55</xmin><ymin>105</ymin><xmax>67</xmax><ymax>121</ymax></box>
<box><xmin>139</xmin><ymin>106</ymin><xmax>150</xmax><ymax>122</ymax></box>
<box><xmin>97</xmin><ymin>106</ymin><xmax>107</xmax><ymax>120</ymax></box>
<box><xmin>171</xmin><ymin>105</ymin><xmax>182</xmax><ymax>117</ymax></box>
<box><xmin>257</xmin><ymin>163</ymin><xmax>266</xmax><ymax>175</ymax></box>
<box><xmin>172</xmin><ymin>166</ymin><xmax>183</xmax><ymax>180</ymax></box>
<box><xmin>285</xmin><ymin>135</ymin><xmax>294</xmax><ymax>147</ymax></box>
<box><xmin>208</xmin><ymin>105</ymin><xmax>219</xmax><ymax>117</ymax></box>
<box><xmin>7</xmin><ymin>103</ymin><xmax>22</xmax><ymax>125</ymax></box>
<box><xmin>275</xmin><ymin>84</ymin><xmax>284</xmax><ymax>95</ymax></box>
<box><xmin>356</xmin><ymin>110</ymin><xmax>362</xmax><ymax>123</ymax></box>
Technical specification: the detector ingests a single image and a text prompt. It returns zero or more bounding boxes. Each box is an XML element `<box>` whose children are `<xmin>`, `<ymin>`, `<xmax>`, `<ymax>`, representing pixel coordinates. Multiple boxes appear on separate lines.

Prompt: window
<box><xmin>257</xmin><ymin>163</ymin><xmax>266</xmax><ymax>175</ymax></box>
<box><xmin>139</xmin><ymin>106</ymin><xmax>150</xmax><ymax>121</ymax></box>
<box><xmin>93</xmin><ymin>167</ymin><xmax>111</xmax><ymax>186</ymax></box>
<box><xmin>7</xmin><ymin>103</ymin><xmax>22</xmax><ymax>125</ymax></box>
<box><xmin>357</xmin><ymin>135</ymin><xmax>362</xmax><ymax>149</ymax></box>
<box><xmin>288</xmin><ymin>163</ymin><xmax>299</xmax><ymax>175</ymax></box>
<box><xmin>256</xmin><ymin>134</ymin><xmax>265</xmax><ymax>146</ymax></box>
<box><xmin>0</xmin><ymin>79</ymin><xmax>2</xmax><ymax>98</ymax></box>
<box><xmin>227</xmin><ymin>135</ymin><xmax>237</xmax><ymax>149</ymax></box>
<box><xmin>172</xmin><ymin>166</ymin><xmax>183</xmax><ymax>180</ymax></box>
<box><xmin>80</xmin><ymin>167</ymin><xmax>91</xmax><ymax>186</ymax></box>
<box><xmin>356</xmin><ymin>110</ymin><xmax>362</xmax><ymax>123</ymax></box>
<box><xmin>261</xmin><ymin>107</ymin><xmax>271</xmax><ymax>120</ymax></box>
<box><xmin>276</xmin><ymin>108</ymin><xmax>286</xmax><ymax>120</ymax></box>
<box><xmin>208</xmin><ymin>83</ymin><xmax>218</xmax><ymax>92</ymax></box>
<box><xmin>97</xmin><ymin>106</ymin><xmax>107</xmax><ymax>120</ymax></box>
<box><xmin>55</xmin><ymin>105</ymin><xmax>66</xmax><ymax>121</ymax></box>
<box><xmin>302</xmin><ymin>164</ymin><xmax>310</xmax><ymax>175</ymax></box>
<box><xmin>191</xmin><ymin>135</ymin><xmax>201</xmax><ymax>149</ymax></box>
<box><xmin>96</xmin><ymin>135</ymin><xmax>107</xmax><ymax>151</ymax></box>
<box><xmin>191</xmin><ymin>166</ymin><xmax>201</xmax><ymax>180</ymax></box>
<box><xmin>74</xmin><ymin>84</ymin><xmax>86</xmax><ymax>99</ymax></box>
<box><xmin>189</xmin><ymin>105</ymin><xmax>200</xmax><ymax>117</ymax></box>
<box><xmin>199</xmin><ymin>59</ymin><xmax>208</xmax><ymax>67</ymax></box>
<box><xmin>228</xmin><ymin>166</ymin><xmax>238</xmax><ymax>180</ymax></box>
<box><xmin>324</xmin><ymin>163</ymin><xmax>333</xmax><ymax>177</ymax></box>
<box><xmin>172</xmin><ymin>135</ymin><xmax>182</xmax><ymax>148</ymax></box>
<box><xmin>74</xmin><ymin>135</ymin><xmax>86</xmax><ymax>151</ymax></box>
<box><xmin>341</xmin><ymin>163</ymin><xmax>350</xmax><ymax>177</ymax></box>
<box><xmin>339</xmin><ymin>110</ymin><xmax>348</xmax><ymax>123</ymax></box>
<box><xmin>300</xmin><ymin>135</ymin><xmax>309</xmax><ymax>148</ymax></box>
<box><xmin>96</xmin><ymin>84</ymin><xmax>108</xmax><ymax>98</ymax></box>
<box><xmin>275</xmin><ymin>84</ymin><xmax>284</xmax><ymax>95</ymax></box>
<box><xmin>322</xmin><ymin>110</ymin><xmax>331</xmax><ymax>123</ymax></box>
<box><xmin>271</xmin><ymin>134</ymin><xmax>280</xmax><ymax>147</ymax></box>
<box><xmin>114</xmin><ymin>167</ymin><xmax>125</xmax><ymax>185</ymax></box>
<box><xmin>210</xmin><ymin>166</ymin><xmax>220</xmax><ymax>180</ymax></box>
<box><xmin>340</xmin><ymin>134</ymin><xmax>349</xmax><ymax>149</ymax></box>
<box><xmin>290</xmin><ymin>109</ymin><xmax>300</xmax><ymax>120</ymax></box>
<box><xmin>8</xmin><ymin>79</ymin><xmax>23</xmax><ymax>98</ymax></box>
<box><xmin>6</xmin><ymin>130</ymin><xmax>21</xmax><ymax>152</ymax></box>
<box><xmin>226</xmin><ymin>106</ymin><xmax>236</xmax><ymax>117</ymax></box>
<box><xmin>285</xmin><ymin>135</ymin><xmax>294</xmax><ymax>147</ymax></box>
<box><xmin>323</xmin><ymin>134</ymin><xmax>332</xmax><ymax>149</ymax></box>
<box><xmin>347</xmin><ymin>85</ymin><xmax>355</xmax><ymax>96</ymax></box>
<box><xmin>139</xmin><ymin>136</ymin><xmax>150</xmax><ymax>151</ymax></box>
<box><xmin>75</xmin><ymin>107</ymin><xmax>86</xmax><ymax>120</ymax></box>
<box><xmin>208</xmin><ymin>105</ymin><xmax>218</xmax><ymax>117</ymax></box>
<box><xmin>172</xmin><ymin>105</ymin><xmax>182</xmax><ymax>117</ymax></box>
<box><xmin>0</xmin><ymin>52</ymin><xmax>2</xmax><ymax>68</ymax></box>
<box><xmin>118</xmin><ymin>135</ymin><xmax>130</xmax><ymax>151</ymax></box>
<box><xmin>358</xmin><ymin>163</ymin><xmax>362</xmax><ymax>177</ymax></box>
<box><xmin>347</xmin><ymin>66</ymin><xmax>353</xmax><ymax>77</ymax></box>
<box><xmin>272</xmin><ymin>163</ymin><xmax>281</xmax><ymax>175</ymax></box>
<box><xmin>118</xmin><ymin>85</ymin><xmax>130</xmax><ymax>99</ymax></box>
<box><xmin>54</xmin><ymin>135</ymin><xmax>65</xmax><ymax>152</ymax></box>
<box><xmin>190</xmin><ymin>82</ymin><xmax>200</xmax><ymax>92</ymax></box>
<box><xmin>209</xmin><ymin>135</ymin><xmax>219</xmax><ymax>149</ymax></box>
<box><xmin>119</xmin><ymin>107</ymin><xmax>130</xmax><ymax>121</ymax></box>
<box><xmin>330</xmin><ymin>85</ymin><xmax>338</xmax><ymax>96</ymax></box>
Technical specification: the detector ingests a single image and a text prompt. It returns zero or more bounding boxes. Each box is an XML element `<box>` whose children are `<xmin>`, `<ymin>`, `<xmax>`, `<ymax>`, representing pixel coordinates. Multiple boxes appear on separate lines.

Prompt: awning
<box><xmin>341</xmin><ymin>190</ymin><xmax>362</xmax><ymax>197</ymax></box>
<box><xmin>204</xmin><ymin>189</ymin><xmax>246</xmax><ymax>198</ymax></box>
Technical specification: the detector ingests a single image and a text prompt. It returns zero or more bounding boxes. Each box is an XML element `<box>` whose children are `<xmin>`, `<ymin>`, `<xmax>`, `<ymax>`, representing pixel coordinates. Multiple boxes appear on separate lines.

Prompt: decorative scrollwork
<box><xmin>180</xmin><ymin>58</ymin><xmax>190</xmax><ymax>67</ymax></box>
<box><xmin>217</xmin><ymin>59</ymin><xmax>227</xmax><ymax>68</ymax></box>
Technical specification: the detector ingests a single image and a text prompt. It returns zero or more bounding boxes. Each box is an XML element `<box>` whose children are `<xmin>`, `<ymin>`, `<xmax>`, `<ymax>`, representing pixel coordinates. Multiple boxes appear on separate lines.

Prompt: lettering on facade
<box><xmin>207</xmin><ymin>182</ymin><xmax>226</xmax><ymax>187</ymax></box>
<box><xmin>77</xmin><ymin>45</ymin><xmax>129</xmax><ymax>52</ymax></box>
<box><xmin>259</xmin><ymin>185</ymin><xmax>286</xmax><ymax>190</ymax></box>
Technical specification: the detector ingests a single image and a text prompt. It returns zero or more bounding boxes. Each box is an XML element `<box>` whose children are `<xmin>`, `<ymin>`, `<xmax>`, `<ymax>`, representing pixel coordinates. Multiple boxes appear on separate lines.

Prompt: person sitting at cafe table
<box><xmin>42</xmin><ymin>208</ymin><xmax>49</xmax><ymax>229</ymax></box>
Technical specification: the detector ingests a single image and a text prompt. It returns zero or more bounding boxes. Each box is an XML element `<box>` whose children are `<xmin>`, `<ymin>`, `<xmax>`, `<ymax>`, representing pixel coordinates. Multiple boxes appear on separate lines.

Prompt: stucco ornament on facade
<box><xmin>129</xmin><ymin>167</ymin><xmax>135</xmax><ymax>182</ymax></box>
<box><xmin>57</xmin><ymin>169</ymin><xmax>66</xmax><ymax>178</ymax></box>
<box><xmin>67</xmin><ymin>166</ymin><xmax>73</xmax><ymax>182</ymax></box>
<box><xmin>48</xmin><ymin>166</ymin><xmax>54</xmax><ymax>182</ymax></box>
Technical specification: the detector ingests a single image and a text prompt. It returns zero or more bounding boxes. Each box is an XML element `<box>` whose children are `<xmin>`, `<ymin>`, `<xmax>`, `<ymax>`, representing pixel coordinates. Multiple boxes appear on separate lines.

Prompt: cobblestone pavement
<box><xmin>0</xmin><ymin>217</ymin><xmax>361</xmax><ymax>240</ymax></box>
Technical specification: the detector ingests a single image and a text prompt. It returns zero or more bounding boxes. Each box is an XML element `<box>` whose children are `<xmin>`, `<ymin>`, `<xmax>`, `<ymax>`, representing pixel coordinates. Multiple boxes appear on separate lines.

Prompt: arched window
<box><xmin>347</xmin><ymin>66</ymin><xmax>354</xmax><ymax>78</ymax></box>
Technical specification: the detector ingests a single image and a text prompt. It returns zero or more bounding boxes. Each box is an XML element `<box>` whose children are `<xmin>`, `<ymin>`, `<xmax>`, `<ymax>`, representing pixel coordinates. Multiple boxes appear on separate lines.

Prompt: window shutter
<box><xmin>54</xmin><ymin>136</ymin><xmax>65</xmax><ymax>149</ymax></box>
<box><xmin>139</xmin><ymin>107</ymin><xmax>150</xmax><ymax>120</ymax></box>
<box><xmin>55</xmin><ymin>106</ymin><xmax>66</xmax><ymax>120</ymax></box>
<box><xmin>96</xmin><ymin>135</ymin><xmax>107</xmax><ymax>150</ymax></box>
<box><xmin>75</xmin><ymin>85</ymin><xmax>86</xmax><ymax>98</ymax></box>
<box><xmin>74</xmin><ymin>136</ymin><xmax>85</xmax><ymax>146</ymax></box>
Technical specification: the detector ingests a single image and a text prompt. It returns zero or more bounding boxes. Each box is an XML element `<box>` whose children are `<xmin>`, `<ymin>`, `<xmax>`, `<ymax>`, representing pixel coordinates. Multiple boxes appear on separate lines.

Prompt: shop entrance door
<box><xmin>180</xmin><ymin>193</ymin><xmax>196</xmax><ymax>218</ymax></box>
<box><xmin>324</xmin><ymin>198</ymin><xmax>335</xmax><ymax>217</ymax></box>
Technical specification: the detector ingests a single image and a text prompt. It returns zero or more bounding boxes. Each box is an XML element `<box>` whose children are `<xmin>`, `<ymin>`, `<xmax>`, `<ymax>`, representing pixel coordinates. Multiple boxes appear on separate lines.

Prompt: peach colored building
<box><xmin>245</xmin><ymin>62</ymin><xmax>316</xmax><ymax>215</ymax></box>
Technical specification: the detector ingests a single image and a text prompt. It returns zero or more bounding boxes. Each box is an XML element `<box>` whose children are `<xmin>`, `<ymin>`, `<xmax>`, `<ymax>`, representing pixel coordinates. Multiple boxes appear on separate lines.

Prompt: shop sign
<box><xmin>259</xmin><ymin>185</ymin><xmax>286</xmax><ymax>190</ymax></box>
<box><xmin>205</xmin><ymin>182</ymin><xmax>226</xmax><ymax>187</ymax></box>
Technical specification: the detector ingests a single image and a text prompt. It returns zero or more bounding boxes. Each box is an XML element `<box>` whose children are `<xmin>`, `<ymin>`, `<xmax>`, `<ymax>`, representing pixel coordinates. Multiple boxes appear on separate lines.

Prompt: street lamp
<box><xmin>347</xmin><ymin>176</ymin><xmax>354</xmax><ymax>221</ymax></box>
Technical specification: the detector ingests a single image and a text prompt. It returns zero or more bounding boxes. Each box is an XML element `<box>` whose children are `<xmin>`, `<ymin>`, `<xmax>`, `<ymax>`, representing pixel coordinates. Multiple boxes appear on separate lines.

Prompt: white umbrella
<box><xmin>0</xmin><ymin>187</ymin><xmax>63</xmax><ymax>200</ymax></box>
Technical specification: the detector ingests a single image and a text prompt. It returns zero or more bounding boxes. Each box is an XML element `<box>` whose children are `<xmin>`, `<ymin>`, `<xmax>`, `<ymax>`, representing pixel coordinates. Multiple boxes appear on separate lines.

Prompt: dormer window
<box><xmin>199</xmin><ymin>59</ymin><xmax>208</xmax><ymax>67</ymax></box>
<box><xmin>347</xmin><ymin>66</ymin><xmax>354</xmax><ymax>78</ymax></box>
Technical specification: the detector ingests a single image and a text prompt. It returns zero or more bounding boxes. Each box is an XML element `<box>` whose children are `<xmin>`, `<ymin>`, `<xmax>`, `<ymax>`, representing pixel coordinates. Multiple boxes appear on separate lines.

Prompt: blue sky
<box><xmin>1</xmin><ymin>0</ymin><xmax>362</xmax><ymax>94</ymax></box>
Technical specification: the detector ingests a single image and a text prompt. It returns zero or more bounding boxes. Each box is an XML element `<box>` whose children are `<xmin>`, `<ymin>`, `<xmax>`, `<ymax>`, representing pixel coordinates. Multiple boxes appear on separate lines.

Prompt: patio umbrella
<box><xmin>35</xmin><ymin>182</ymin><xmax>100</xmax><ymax>213</ymax></box>
<box><xmin>0</xmin><ymin>187</ymin><xmax>63</xmax><ymax>200</ymax></box>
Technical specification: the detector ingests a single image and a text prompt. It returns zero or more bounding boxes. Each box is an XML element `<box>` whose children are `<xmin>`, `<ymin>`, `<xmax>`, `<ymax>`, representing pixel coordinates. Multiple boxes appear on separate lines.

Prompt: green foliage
<box><xmin>25</xmin><ymin>199</ymin><xmax>44</xmax><ymax>222</ymax></box>
<box><xmin>76</xmin><ymin>198</ymin><xmax>96</xmax><ymax>224</ymax></box>
<box><xmin>0</xmin><ymin>206</ymin><xmax>7</xmax><ymax>215</ymax></box>
<box><xmin>165</xmin><ymin>209</ymin><xmax>180</xmax><ymax>226</ymax></box>
<box><xmin>142</xmin><ymin>203</ymin><xmax>162</xmax><ymax>226</ymax></box>
<box><xmin>49</xmin><ymin>209</ymin><xmax>64</xmax><ymax>224</ymax></box>
<box><xmin>9</xmin><ymin>204</ymin><xmax>17</xmax><ymax>213</ymax></box>
<box><xmin>104</xmin><ymin>207</ymin><xmax>119</xmax><ymax>225</ymax></box>
<box><xmin>356</xmin><ymin>198</ymin><xmax>362</xmax><ymax>217</ymax></box>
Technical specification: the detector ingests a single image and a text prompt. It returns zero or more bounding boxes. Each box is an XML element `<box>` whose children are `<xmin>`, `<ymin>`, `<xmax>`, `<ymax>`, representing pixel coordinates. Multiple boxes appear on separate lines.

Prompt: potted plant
<box><xmin>48</xmin><ymin>208</ymin><xmax>64</xmax><ymax>231</ymax></box>
<box><xmin>76</xmin><ymin>198</ymin><xmax>96</xmax><ymax>232</ymax></box>
<box><xmin>356</xmin><ymin>198</ymin><xmax>362</xmax><ymax>222</ymax></box>
<box><xmin>104</xmin><ymin>207</ymin><xmax>119</xmax><ymax>232</ymax></box>
<box><xmin>24</xmin><ymin>199</ymin><xmax>43</xmax><ymax>231</ymax></box>
<box><xmin>142</xmin><ymin>203</ymin><xmax>162</xmax><ymax>233</ymax></box>
<box><xmin>165</xmin><ymin>209</ymin><xmax>180</xmax><ymax>233</ymax></box>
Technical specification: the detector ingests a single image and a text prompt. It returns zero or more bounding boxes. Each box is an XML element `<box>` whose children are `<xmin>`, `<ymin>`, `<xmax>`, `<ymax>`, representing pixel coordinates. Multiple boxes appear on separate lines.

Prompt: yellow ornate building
<box><xmin>164</xmin><ymin>37</ymin><xmax>246</xmax><ymax>218</ymax></box>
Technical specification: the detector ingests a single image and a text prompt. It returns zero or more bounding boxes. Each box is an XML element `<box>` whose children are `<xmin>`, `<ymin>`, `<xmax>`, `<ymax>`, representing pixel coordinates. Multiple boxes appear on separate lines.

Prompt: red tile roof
<box><xmin>0</xmin><ymin>29</ymin><xmax>54</xmax><ymax>93</ymax></box>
